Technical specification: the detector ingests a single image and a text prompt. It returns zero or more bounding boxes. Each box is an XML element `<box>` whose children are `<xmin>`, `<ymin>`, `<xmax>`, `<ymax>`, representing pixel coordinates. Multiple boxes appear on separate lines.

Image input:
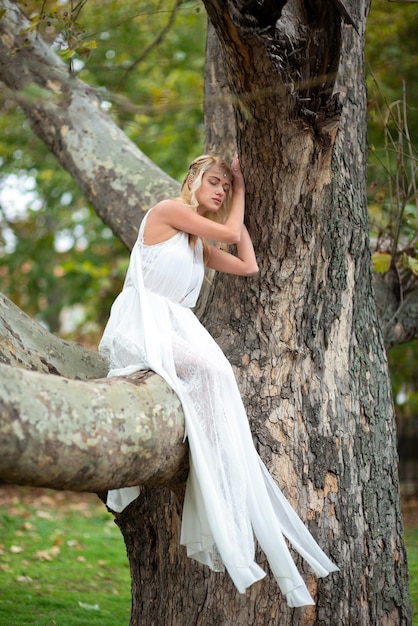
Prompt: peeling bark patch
<box><xmin>309</xmin><ymin>435</ymin><xmax>340</xmax><ymax>490</ymax></box>
<box><xmin>39</xmin><ymin>357</ymin><xmax>61</xmax><ymax>376</ymax></box>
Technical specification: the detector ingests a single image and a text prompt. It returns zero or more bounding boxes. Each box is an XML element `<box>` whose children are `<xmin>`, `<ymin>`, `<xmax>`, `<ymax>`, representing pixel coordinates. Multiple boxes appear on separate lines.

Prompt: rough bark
<box><xmin>0</xmin><ymin>0</ymin><xmax>179</xmax><ymax>250</ymax></box>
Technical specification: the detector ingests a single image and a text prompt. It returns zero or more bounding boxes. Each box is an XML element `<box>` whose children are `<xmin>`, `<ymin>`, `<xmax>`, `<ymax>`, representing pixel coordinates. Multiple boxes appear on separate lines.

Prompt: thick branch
<box><xmin>0</xmin><ymin>291</ymin><xmax>188</xmax><ymax>491</ymax></box>
<box><xmin>0</xmin><ymin>0</ymin><xmax>179</xmax><ymax>249</ymax></box>
<box><xmin>0</xmin><ymin>292</ymin><xmax>108</xmax><ymax>378</ymax></box>
<box><xmin>0</xmin><ymin>364</ymin><xmax>187</xmax><ymax>492</ymax></box>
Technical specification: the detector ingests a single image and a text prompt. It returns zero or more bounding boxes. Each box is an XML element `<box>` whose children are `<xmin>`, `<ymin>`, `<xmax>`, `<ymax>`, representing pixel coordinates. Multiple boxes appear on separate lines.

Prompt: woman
<box><xmin>99</xmin><ymin>154</ymin><xmax>338</xmax><ymax>607</ymax></box>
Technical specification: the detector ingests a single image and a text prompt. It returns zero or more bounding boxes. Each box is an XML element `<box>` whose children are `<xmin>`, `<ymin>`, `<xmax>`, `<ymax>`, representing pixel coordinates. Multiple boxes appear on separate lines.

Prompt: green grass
<box><xmin>0</xmin><ymin>486</ymin><xmax>131</xmax><ymax>625</ymax></box>
<box><xmin>406</xmin><ymin>528</ymin><xmax>418</xmax><ymax>626</ymax></box>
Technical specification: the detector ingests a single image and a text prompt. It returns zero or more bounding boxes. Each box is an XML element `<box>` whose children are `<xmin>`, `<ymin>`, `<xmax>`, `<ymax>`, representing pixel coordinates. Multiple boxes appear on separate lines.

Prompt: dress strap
<box><xmin>137</xmin><ymin>207</ymin><xmax>153</xmax><ymax>246</ymax></box>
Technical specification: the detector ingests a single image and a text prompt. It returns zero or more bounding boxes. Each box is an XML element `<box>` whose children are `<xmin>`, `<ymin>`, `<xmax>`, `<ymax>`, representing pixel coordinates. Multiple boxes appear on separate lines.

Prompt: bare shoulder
<box><xmin>144</xmin><ymin>200</ymin><xmax>189</xmax><ymax>245</ymax></box>
<box><xmin>151</xmin><ymin>199</ymin><xmax>192</xmax><ymax>217</ymax></box>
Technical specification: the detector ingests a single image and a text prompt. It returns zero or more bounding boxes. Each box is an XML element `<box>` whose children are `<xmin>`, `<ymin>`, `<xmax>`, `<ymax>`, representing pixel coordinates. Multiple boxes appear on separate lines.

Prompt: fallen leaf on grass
<box><xmin>0</xmin><ymin>564</ymin><xmax>11</xmax><ymax>572</ymax></box>
<box><xmin>15</xmin><ymin>575</ymin><xmax>33</xmax><ymax>583</ymax></box>
<box><xmin>10</xmin><ymin>545</ymin><xmax>23</xmax><ymax>554</ymax></box>
<box><xmin>35</xmin><ymin>546</ymin><xmax>60</xmax><ymax>561</ymax></box>
<box><xmin>36</xmin><ymin>510</ymin><xmax>53</xmax><ymax>520</ymax></box>
<box><xmin>78</xmin><ymin>602</ymin><xmax>100</xmax><ymax>611</ymax></box>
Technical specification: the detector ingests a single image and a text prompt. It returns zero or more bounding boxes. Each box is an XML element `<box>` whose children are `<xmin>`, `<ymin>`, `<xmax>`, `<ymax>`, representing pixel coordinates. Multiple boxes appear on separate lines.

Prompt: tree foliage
<box><xmin>367</xmin><ymin>0</ymin><xmax>418</xmax><ymax>279</ymax></box>
<box><xmin>366</xmin><ymin>0</ymin><xmax>418</xmax><ymax>419</ymax></box>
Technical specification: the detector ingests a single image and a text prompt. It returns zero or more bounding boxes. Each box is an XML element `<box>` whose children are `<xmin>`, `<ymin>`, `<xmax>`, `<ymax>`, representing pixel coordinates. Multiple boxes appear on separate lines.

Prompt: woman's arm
<box><xmin>150</xmin><ymin>200</ymin><xmax>243</xmax><ymax>245</ymax></box>
<box><xmin>206</xmin><ymin>224</ymin><xmax>259</xmax><ymax>276</ymax></box>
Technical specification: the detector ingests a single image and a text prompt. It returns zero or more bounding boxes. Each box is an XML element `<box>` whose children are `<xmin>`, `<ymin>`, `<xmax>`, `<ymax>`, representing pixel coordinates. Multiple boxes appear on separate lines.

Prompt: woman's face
<box><xmin>195</xmin><ymin>165</ymin><xmax>231</xmax><ymax>215</ymax></box>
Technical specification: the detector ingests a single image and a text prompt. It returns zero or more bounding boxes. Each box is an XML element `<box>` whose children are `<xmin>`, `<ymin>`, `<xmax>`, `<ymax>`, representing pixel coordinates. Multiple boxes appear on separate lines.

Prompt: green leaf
<box><xmin>400</xmin><ymin>253</ymin><xmax>418</xmax><ymax>276</ymax></box>
<box><xmin>59</xmin><ymin>48</ymin><xmax>76</xmax><ymax>60</ymax></box>
<box><xmin>372</xmin><ymin>252</ymin><xmax>392</xmax><ymax>273</ymax></box>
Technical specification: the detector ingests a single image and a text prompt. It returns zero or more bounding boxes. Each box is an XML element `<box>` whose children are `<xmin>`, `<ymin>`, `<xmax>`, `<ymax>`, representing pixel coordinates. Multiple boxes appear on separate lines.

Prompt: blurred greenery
<box><xmin>366</xmin><ymin>0</ymin><xmax>418</xmax><ymax>424</ymax></box>
<box><xmin>406</xmin><ymin>527</ymin><xmax>418</xmax><ymax>625</ymax></box>
<box><xmin>0</xmin><ymin>486</ymin><xmax>131</xmax><ymax>625</ymax></box>
<box><xmin>389</xmin><ymin>341</ymin><xmax>418</xmax><ymax>442</ymax></box>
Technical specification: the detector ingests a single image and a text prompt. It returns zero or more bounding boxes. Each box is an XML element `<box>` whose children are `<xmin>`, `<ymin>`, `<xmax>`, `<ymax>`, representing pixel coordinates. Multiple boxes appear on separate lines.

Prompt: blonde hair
<box><xmin>177</xmin><ymin>155</ymin><xmax>233</xmax><ymax>263</ymax></box>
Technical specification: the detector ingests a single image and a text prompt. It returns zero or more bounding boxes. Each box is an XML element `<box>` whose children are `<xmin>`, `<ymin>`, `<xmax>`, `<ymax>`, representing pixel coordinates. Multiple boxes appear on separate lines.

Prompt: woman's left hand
<box><xmin>231</xmin><ymin>153</ymin><xmax>245</xmax><ymax>190</ymax></box>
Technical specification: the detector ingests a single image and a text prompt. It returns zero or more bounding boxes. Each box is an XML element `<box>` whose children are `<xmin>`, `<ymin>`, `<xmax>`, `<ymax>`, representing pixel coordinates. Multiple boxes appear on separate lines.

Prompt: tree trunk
<box><xmin>119</xmin><ymin>2</ymin><xmax>411</xmax><ymax>624</ymax></box>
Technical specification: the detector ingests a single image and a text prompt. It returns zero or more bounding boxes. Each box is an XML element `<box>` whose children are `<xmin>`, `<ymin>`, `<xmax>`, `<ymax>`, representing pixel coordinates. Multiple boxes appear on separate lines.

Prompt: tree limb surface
<box><xmin>0</xmin><ymin>364</ymin><xmax>187</xmax><ymax>492</ymax></box>
<box><xmin>0</xmin><ymin>292</ymin><xmax>108</xmax><ymax>378</ymax></box>
<box><xmin>0</xmin><ymin>291</ymin><xmax>187</xmax><ymax>492</ymax></box>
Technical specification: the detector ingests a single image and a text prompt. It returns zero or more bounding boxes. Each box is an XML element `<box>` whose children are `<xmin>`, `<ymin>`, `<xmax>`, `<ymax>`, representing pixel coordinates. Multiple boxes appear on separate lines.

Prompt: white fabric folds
<box><xmin>99</xmin><ymin>210</ymin><xmax>339</xmax><ymax>606</ymax></box>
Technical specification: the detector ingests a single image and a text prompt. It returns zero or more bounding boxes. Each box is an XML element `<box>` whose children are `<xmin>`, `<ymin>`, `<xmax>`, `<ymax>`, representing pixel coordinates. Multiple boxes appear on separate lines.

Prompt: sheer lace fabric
<box><xmin>99</xmin><ymin>210</ymin><xmax>338</xmax><ymax>606</ymax></box>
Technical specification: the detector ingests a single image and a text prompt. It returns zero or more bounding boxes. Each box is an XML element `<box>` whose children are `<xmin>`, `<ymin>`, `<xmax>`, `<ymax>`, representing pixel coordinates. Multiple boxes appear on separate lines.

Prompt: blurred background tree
<box><xmin>366</xmin><ymin>0</ymin><xmax>418</xmax><ymax>478</ymax></box>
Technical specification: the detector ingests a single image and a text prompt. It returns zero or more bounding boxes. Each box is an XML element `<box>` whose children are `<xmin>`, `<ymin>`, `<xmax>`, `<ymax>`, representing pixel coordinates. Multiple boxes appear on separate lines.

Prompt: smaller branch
<box><xmin>115</xmin><ymin>0</ymin><xmax>183</xmax><ymax>91</ymax></box>
<box><xmin>71</xmin><ymin>0</ymin><xmax>89</xmax><ymax>23</ymax></box>
<box><xmin>373</xmin><ymin>275</ymin><xmax>418</xmax><ymax>349</ymax></box>
<box><xmin>0</xmin><ymin>292</ymin><xmax>108</xmax><ymax>379</ymax></box>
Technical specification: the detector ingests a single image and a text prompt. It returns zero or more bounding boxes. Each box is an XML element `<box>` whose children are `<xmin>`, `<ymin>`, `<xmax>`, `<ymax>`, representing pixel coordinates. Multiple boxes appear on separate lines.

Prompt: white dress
<box><xmin>99</xmin><ymin>209</ymin><xmax>339</xmax><ymax>607</ymax></box>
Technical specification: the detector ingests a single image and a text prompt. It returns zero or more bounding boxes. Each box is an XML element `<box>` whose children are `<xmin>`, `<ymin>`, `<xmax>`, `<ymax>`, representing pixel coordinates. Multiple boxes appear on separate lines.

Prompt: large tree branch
<box><xmin>0</xmin><ymin>291</ymin><xmax>188</xmax><ymax>492</ymax></box>
<box><xmin>0</xmin><ymin>364</ymin><xmax>187</xmax><ymax>492</ymax></box>
<box><xmin>0</xmin><ymin>0</ymin><xmax>179</xmax><ymax>250</ymax></box>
